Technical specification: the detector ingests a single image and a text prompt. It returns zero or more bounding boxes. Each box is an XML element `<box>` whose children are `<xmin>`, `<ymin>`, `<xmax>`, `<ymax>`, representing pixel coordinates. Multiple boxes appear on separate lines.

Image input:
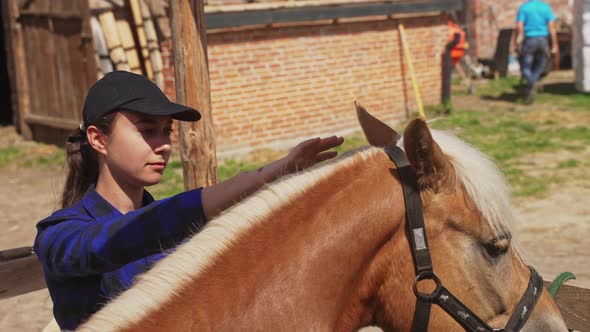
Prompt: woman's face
<box><xmin>102</xmin><ymin>111</ymin><xmax>173</xmax><ymax>188</ymax></box>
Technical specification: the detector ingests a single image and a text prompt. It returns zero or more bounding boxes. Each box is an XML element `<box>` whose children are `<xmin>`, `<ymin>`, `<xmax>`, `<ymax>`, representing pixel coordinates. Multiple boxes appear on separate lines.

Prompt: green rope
<box><xmin>548</xmin><ymin>272</ymin><xmax>576</xmax><ymax>298</ymax></box>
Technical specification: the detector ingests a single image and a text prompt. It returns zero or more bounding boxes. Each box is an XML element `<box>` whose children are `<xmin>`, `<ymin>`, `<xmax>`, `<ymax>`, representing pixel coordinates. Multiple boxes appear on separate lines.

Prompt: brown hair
<box><xmin>61</xmin><ymin>113</ymin><xmax>117</xmax><ymax>208</ymax></box>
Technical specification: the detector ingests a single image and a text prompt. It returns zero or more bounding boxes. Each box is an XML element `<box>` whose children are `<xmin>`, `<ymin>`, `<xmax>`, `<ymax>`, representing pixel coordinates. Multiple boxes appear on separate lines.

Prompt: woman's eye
<box><xmin>138</xmin><ymin>125</ymin><xmax>172</xmax><ymax>136</ymax></box>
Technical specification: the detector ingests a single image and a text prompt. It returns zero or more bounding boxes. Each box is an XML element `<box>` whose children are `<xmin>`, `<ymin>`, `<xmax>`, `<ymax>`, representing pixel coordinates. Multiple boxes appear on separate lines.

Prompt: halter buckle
<box><xmin>413</xmin><ymin>270</ymin><xmax>443</xmax><ymax>301</ymax></box>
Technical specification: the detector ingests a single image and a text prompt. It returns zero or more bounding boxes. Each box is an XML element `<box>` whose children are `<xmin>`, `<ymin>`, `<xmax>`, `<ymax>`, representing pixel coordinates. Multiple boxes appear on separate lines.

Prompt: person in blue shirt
<box><xmin>34</xmin><ymin>70</ymin><xmax>344</xmax><ymax>330</ymax></box>
<box><xmin>512</xmin><ymin>0</ymin><xmax>558</xmax><ymax>103</ymax></box>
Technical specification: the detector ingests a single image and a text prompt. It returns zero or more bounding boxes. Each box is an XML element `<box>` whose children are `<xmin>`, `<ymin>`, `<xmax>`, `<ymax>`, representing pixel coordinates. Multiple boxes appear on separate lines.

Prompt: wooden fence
<box><xmin>1</xmin><ymin>246</ymin><xmax>588</xmax><ymax>330</ymax></box>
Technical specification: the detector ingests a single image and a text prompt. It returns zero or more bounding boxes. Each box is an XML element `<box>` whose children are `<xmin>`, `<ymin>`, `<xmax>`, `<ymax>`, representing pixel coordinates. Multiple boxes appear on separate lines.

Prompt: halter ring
<box><xmin>413</xmin><ymin>270</ymin><xmax>442</xmax><ymax>301</ymax></box>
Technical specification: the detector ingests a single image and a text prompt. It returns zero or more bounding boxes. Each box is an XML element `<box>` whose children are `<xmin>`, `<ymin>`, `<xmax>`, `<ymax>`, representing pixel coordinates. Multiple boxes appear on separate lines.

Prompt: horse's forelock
<box><xmin>426</xmin><ymin>130</ymin><xmax>514</xmax><ymax>236</ymax></box>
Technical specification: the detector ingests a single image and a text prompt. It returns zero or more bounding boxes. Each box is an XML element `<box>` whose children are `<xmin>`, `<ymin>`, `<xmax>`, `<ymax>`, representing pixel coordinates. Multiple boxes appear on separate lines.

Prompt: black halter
<box><xmin>385</xmin><ymin>145</ymin><xmax>544</xmax><ymax>332</ymax></box>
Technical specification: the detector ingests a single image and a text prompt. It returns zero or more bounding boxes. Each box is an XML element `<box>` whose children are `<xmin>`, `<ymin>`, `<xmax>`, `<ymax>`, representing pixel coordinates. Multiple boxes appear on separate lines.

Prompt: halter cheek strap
<box><xmin>384</xmin><ymin>145</ymin><xmax>543</xmax><ymax>332</ymax></box>
<box><xmin>384</xmin><ymin>145</ymin><xmax>432</xmax><ymax>273</ymax></box>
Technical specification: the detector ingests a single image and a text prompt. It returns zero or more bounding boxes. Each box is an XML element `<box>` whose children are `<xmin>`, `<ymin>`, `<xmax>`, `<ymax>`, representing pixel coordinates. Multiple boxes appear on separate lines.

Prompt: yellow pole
<box><xmin>398</xmin><ymin>24</ymin><xmax>426</xmax><ymax>119</ymax></box>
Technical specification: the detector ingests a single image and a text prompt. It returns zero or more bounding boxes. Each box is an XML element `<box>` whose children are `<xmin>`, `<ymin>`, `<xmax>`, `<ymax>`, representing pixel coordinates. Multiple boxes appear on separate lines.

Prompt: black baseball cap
<box><xmin>82</xmin><ymin>71</ymin><xmax>201</xmax><ymax>126</ymax></box>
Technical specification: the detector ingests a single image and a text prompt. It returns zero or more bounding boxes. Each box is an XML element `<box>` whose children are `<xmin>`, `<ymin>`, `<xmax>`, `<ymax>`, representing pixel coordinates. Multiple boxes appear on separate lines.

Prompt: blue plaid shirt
<box><xmin>33</xmin><ymin>185</ymin><xmax>206</xmax><ymax>330</ymax></box>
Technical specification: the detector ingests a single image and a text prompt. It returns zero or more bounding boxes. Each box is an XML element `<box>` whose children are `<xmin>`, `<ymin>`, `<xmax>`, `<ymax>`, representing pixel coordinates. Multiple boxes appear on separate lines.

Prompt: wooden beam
<box><xmin>146</xmin><ymin>0</ymin><xmax>171</xmax><ymax>40</ymax></box>
<box><xmin>18</xmin><ymin>10</ymin><xmax>84</xmax><ymax>19</ymax></box>
<box><xmin>2</xmin><ymin>0</ymin><xmax>32</xmax><ymax>139</ymax></box>
<box><xmin>140</xmin><ymin>0</ymin><xmax>164</xmax><ymax>88</ymax></box>
<box><xmin>543</xmin><ymin>280</ymin><xmax>590</xmax><ymax>332</ymax></box>
<box><xmin>0</xmin><ymin>247</ymin><xmax>45</xmax><ymax>300</ymax></box>
<box><xmin>129</xmin><ymin>0</ymin><xmax>154</xmax><ymax>79</ymax></box>
<box><xmin>98</xmin><ymin>10</ymin><xmax>131</xmax><ymax>71</ymax></box>
<box><xmin>205</xmin><ymin>0</ymin><xmax>462</xmax><ymax>29</ymax></box>
<box><xmin>170</xmin><ymin>0</ymin><xmax>218</xmax><ymax>189</ymax></box>
<box><xmin>25</xmin><ymin>114</ymin><xmax>79</xmax><ymax>130</ymax></box>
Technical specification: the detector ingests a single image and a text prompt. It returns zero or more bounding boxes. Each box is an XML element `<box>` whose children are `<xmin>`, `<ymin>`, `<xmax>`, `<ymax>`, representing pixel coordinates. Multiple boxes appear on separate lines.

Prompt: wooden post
<box><xmin>2</xmin><ymin>0</ymin><xmax>32</xmax><ymax>139</ymax></box>
<box><xmin>170</xmin><ymin>0</ymin><xmax>218</xmax><ymax>189</ymax></box>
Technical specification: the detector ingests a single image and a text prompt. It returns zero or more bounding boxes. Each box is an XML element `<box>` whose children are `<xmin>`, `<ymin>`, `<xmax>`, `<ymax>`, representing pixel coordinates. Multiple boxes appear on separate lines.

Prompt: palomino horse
<box><xmin>78</xmin><ymin>106</ymin><xmax>567</xmax><ymax>331</ymax></box>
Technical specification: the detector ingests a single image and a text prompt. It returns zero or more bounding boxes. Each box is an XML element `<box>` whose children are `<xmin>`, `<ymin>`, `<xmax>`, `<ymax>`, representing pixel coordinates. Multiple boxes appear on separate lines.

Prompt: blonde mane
<box><xmin>79</xmin><ymin>131</ymin><xmax>514</xmax><ymax>331</ymax></box>
<box><xmin>426</xmin><ymin>130</ymin><xmax>514</xmax><ymax>236</ymax></box>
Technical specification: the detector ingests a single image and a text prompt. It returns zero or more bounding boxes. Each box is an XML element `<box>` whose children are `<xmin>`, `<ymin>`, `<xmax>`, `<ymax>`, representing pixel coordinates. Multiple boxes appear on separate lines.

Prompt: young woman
<box><xmin>34</xmin><ymin>71</ymin><xmax>344</xmax><ymax>330</ymax></box>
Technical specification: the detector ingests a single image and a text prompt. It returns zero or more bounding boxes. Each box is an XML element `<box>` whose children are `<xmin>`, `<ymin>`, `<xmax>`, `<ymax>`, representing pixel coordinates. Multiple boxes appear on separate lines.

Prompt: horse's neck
<box><xmin>131</xmin><ymin>151</ymin><xmax>406</xmax><ymax>331</ymax></box>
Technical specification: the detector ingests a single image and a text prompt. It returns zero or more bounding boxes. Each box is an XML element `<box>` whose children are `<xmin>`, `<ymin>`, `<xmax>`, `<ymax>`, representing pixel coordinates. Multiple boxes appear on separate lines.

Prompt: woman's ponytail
<box><xmin>61</xmin><ymin>113</ymin><xmax>116</xmax><ymax>208</ymax></box>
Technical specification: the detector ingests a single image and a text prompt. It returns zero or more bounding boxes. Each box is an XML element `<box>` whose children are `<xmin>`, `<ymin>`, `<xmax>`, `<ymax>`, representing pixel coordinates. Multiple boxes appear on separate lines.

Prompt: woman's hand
<box><xmin>282</xmin><ymin>136</ymin><xmax>344</xmax><ymax>174</ymax></box>
<box><xmin>201</xmin><ymin>135</ymin><xmax>344</xmax><ymax>220</ymax></box>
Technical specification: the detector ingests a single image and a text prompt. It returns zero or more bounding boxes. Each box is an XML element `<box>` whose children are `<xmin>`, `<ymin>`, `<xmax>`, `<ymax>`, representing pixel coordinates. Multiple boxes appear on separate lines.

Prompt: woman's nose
<box><xmin>153</xmin><ymin>135</ymin><xmax>172</xmax><ymax>153</ymax></box>
<box><xmin>155</xmin><ymin>141</ymin><xmax>171</xmax><ymax>153</ymax></box>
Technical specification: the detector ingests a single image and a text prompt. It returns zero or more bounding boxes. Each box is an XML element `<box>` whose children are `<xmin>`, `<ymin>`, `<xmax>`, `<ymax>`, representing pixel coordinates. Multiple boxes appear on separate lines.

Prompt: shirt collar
<box><xmin>81</xmin><ymin>184</ymin><xmax>155</xmax><ymax>219</ymax></box>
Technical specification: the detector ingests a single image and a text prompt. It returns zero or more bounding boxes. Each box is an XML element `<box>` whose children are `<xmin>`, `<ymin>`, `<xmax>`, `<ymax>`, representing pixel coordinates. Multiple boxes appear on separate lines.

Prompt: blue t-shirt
<box><xmin>516</xmin><ymin>0</ymin><xmax>556</xmax><ymax>37</ymax></box>
<box><xmin>34</xmin><ymin>185</ymin><xmax>206</xmax><ymax>330</ymax></box>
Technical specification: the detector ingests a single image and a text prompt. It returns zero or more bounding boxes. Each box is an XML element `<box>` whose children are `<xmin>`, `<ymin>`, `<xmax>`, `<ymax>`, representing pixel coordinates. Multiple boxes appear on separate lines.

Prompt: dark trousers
<box><xmin>520</xmin><ymin>36</ymin><xmax>549</xmax><ymax>89</ymax></box>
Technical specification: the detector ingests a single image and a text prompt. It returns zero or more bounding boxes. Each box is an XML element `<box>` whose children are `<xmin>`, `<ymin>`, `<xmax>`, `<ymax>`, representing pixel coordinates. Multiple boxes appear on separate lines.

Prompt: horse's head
<box><xmin>356</xmin><ymin>105</ymin><xmax>567</xmax><ymax>331</ymax></box>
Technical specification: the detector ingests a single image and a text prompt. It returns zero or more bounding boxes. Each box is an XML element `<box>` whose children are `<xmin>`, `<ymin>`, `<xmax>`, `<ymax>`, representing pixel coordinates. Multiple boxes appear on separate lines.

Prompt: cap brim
<box><xmin>120</xmin><ymin>98</ymin><xmax>201</xmax><ymax>122</ymax></box>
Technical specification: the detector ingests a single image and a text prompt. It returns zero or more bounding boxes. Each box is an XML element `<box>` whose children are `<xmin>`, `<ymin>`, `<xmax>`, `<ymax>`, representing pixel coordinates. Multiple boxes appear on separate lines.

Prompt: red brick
<box><xmin>162</xmin><ymin>14</ymin><xmax>447</xmax><ymax>156</ymax></box>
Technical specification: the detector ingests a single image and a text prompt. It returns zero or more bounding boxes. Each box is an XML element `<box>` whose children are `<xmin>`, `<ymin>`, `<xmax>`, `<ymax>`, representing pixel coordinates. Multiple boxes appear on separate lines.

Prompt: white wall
<box><xmin>574</xmin><ymin>0</ymin><xmax>590</xmax><ymax>91</ymax></box>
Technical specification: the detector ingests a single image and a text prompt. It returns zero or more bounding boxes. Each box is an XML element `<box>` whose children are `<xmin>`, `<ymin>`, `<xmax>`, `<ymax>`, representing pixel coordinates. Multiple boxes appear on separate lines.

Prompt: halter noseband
<box><xmin>385</xmin><ymin>145</ymin><xmax>543</xmax><ymax>332</ymax></box>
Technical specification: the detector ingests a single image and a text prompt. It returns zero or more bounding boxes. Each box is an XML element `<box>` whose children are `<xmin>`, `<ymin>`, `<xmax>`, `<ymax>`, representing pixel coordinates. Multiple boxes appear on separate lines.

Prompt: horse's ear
<box><xmin>355</xmin><ymin>102</ymin><xmax>400</xmax><ymax>147</ymax></box>
<box><xmin>403</xmin><ymin>118</ymin><xmax>451</xmax><ymax>190</ymax></box>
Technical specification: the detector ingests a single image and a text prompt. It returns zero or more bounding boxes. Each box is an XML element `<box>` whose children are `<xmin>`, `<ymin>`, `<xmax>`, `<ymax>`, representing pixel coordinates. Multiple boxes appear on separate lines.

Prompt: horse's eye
<box><xmin>484</xmin><ymin>238</ymin><xmax>510</xmax><ymax>258</ymax></box>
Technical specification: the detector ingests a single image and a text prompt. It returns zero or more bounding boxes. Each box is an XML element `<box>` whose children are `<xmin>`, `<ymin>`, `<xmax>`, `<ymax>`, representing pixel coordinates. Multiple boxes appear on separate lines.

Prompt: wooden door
<box><xmin>17</xmin><ymin>0</ymin><xmax>97</xmax><ymax>143</ymax></box>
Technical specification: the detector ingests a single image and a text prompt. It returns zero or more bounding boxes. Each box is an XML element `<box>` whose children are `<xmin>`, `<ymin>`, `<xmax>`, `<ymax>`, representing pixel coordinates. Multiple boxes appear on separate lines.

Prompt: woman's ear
<box><xmin>403</xmin><ymin>118</ymin><xmax>451</xmax><ymax>190</ymax></box>
<box><xmin>86</xmin><ymin>125</ymin><xmax>107</xmax><ymax>156</ymax></box>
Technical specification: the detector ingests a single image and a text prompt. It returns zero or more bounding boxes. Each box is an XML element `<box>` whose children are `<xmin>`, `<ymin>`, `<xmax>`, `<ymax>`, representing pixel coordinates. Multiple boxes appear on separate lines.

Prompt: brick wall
<box><xmin>161</xmin><ymin>14</ymin><xmax>447</xmax><ymax>158</ymax></box>
<box><xmin>466</xmin><ymin>0</ymin><xmax>573</xmax><ymax>59</ymax></box>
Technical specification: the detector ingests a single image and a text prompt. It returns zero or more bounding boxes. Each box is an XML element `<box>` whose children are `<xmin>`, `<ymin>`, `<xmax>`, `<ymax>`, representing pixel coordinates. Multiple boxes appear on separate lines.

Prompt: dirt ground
<box><xmin>1</xmin><ymin>76</ymin><xmax>589</xmax><ymax>331</ymax></box>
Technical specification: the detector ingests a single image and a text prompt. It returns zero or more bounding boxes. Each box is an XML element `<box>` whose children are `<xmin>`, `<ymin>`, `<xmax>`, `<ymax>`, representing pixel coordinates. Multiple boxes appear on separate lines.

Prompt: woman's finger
<box><xmin>315</xmin><ymin>151</ymin><xmax>338</xmax><ymax>163</ymax></box>
<box><xmin>312</xmin><ymin>136</ymin><xmax>344</xmax><ymax>152</ymax></box>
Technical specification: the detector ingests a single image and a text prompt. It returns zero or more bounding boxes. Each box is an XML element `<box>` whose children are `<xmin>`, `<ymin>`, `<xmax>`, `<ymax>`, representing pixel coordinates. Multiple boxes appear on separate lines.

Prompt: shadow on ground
<box><xmin>481</xmin><ymin>92</ymin><xmax>521</xmax><ymax>103</ymax></box>
<box><xmin>479</xmin><ymin>81</ymin><xmax>589</xmax><ymax>103</ymax></box>
<box><xmin>480</xmin><ymin>82</ymin><xmax>522</xmax><ymax>103</ymax></box>
<box><xmin>541</xmin><ymin>82</ymin><xmax>582</xmax><ymax>96</ymax></box>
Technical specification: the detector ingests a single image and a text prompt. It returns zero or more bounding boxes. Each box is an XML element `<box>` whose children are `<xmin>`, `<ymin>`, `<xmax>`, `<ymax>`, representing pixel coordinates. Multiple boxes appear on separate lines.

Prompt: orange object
<box><xmin>448</xmin><ymin>21</ymin><xmax>467</xmax><ymax>65</ymax></box>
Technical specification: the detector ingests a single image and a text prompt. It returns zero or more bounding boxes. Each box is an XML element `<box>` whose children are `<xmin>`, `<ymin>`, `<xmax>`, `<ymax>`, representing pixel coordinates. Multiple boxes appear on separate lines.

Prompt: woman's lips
<box><xmin>148</xmin><ymin>162</ymin><xmax>166</xmax><ymax>171</ymax></box>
